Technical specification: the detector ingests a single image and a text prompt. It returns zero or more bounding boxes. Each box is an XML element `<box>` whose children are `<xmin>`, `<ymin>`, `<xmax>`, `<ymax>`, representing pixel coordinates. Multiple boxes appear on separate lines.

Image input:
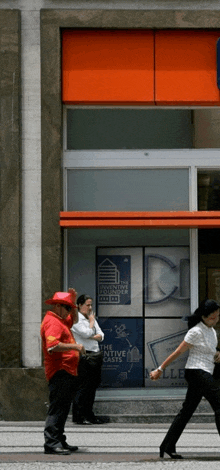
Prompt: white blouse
<box><xmin>71</xmin><ymin>312</ymin><xmax>104</xmax><ymax>352</ymax></box>
<box><xmin>184</xmin><ymin>321</ymin><xmax>217</xmax><ymax>374</ymax></box>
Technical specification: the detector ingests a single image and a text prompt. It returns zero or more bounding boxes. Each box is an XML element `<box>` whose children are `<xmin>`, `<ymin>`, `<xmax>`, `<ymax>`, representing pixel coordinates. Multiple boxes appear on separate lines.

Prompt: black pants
<box><xmin>44</xmin><ymin>370</ymin><xmax>78</xmax><ymax>450</ymax></box>
<box><xmin>161</xmin><ymin>368</ymin><xmax>220</xmax><ymax>452</ymax></box>
<box><xmin>72</xmin><ymin>351</ymin><xmax>103</xmax><ymax>421</ymax></box>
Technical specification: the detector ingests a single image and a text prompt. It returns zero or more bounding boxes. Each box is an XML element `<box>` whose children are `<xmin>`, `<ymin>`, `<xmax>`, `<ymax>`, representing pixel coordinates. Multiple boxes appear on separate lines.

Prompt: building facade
<box><xmin>1</xmin><ymin>0</ymin><xmax>220</xmax><ymax>419</ymax></box>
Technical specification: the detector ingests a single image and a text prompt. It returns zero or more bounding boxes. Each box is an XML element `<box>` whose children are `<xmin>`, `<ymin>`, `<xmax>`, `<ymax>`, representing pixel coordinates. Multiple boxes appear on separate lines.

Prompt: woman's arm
<box><xmin>150</xmin><ymin>340</ymin><xmax>192</xmax><ymax>381</ymax></box>
<box><xmin>91</xmin><ymin>334</ymin><xmax>102</xmax><ymax>342</ymax></box>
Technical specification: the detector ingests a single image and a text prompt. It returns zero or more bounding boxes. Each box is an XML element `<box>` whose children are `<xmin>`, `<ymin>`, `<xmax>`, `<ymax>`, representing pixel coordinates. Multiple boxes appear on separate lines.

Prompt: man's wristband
<box><xmin>157</xmin><ymin>366</ymin><xmax>164</xmax><ymax>372</ymax></box>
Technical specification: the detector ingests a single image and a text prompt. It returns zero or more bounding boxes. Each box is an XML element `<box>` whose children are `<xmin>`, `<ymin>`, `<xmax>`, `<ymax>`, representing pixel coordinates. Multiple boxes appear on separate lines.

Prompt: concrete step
<box><xmin>93</xmin><ymin>394</ymin><xmax>215</xmax><ymax>424</ymax></box>
<box><xmin>93</xmin><ymin>412</ymin><xmax>215</xmax><ymax>424</ymax></box>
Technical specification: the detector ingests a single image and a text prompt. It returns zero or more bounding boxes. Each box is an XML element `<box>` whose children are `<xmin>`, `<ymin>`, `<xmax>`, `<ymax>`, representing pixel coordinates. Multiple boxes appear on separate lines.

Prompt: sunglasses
<box><xmin>61</xmin><ymin>304</ymin><xmax>72</xmax><ymax>312</ymax></box>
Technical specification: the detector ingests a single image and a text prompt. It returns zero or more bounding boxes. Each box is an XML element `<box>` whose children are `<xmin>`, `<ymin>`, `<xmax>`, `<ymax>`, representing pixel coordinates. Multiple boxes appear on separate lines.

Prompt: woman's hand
<box><xmin>150</xmin><ymin>341</ymin><xmax>190</xmax><ymax>382</ymax></box>
<box><xmin>150</xmin><ymin>369</ymin><xmax>163</xmax><ymax>381</ymax></box>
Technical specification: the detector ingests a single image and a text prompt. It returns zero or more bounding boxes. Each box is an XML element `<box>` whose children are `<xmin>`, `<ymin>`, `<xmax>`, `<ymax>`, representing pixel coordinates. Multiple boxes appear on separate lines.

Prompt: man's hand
<box><xmin>68</xmin><ymin>287</ymin><xmax>77</xmax><ymax>306</ymax></box>
<box><xmin>75</xmin><ymin>343</ymin><xmax>86</xmax><ymax>355</ymax></box>
<box><xmin>68</xmin><ymin>288</ymin><xmax>78</xmax><ymax>323</ymax></box>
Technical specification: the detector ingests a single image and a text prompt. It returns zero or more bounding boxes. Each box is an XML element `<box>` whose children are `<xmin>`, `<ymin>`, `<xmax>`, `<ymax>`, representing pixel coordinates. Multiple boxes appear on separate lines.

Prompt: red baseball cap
<box><xmin>45</xmin><ymin>292</ymin><xmax>76</xmax><ymax>308</ymax></box>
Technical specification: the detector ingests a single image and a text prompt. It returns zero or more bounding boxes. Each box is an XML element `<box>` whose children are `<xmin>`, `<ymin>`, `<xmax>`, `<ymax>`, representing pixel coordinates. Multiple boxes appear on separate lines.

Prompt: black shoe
<box><xmin>44</xmin><ymin>446</ymin><xmax>71</xmax><ymax>455</ymax></box>
<box><xmin>73</xmin><ymin>418</ymin><xmax>89</xmax><ymax>425</ymax></box>
<box><xmin>160</xmin><ymin>446</ymin><xmax>183</xmax><ymax>459</ymax></box>
<box><xmin>97</xmin><ymin>416</ymin><xmax>110</xmax><ymax>424</ymax></box>
<box><xmin>72</xmin><ymin>415</ymin><xmax>85</xmax><ymax>425</ymax></box>
<box><xmin>62</xmin><ymin>442</ymin><xmax>78</xmax><ymax>452</ymax></box>
<box><xmin>85</xmin><ymin>416</ymin><xmax>104</xmax><ymax>424</ymax></box>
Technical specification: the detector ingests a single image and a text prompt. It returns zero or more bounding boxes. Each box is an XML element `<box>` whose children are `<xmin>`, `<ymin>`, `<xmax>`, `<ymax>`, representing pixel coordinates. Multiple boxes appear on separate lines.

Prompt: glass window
<box><xmin>67</xmin><ymin>228</ymin><xmax>189</xmax><ymax>304</ymax></box>
<box><xmin>67</xmin><ymin>109</ymin><xmax>193</xmax><ymax>150</ymax></box>
<box><xmin>198</xmin><ymin>170</ymin><xmax>220</xmax><ymax>211</ymax></box>
<box><xmin>67</xmin><ymin>168</ymin><xmax>189</xmax><ymax>212</ymax></box>
<box><xmin>198</xmin><ymin>170</ymin><xmax>220</xmax><ymax>304</ymax></box>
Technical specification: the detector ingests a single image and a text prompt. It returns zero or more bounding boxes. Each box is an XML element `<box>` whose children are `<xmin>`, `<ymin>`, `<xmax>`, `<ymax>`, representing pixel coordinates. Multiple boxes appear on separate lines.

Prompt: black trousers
<box><xmin>72</xmin><ymin>352</ymin><xmax>103</xmax><ymax>421</ymax></box>
<box><xmin>44</xmin><ymin>370</ymin><xmax>78</xmax><ymax>450</ymax></box>
<box><xmin>161</xmin><ymin>368</ymin><xmax>220</xmax><ymax>452</ymax></box>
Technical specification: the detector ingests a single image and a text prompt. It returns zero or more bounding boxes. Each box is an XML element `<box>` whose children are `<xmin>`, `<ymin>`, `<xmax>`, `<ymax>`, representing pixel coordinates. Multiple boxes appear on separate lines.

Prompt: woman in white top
<box><xmin>150</xmin><ymin>299</ymin><xmax>220</xmax><ymax>459</ymax></box>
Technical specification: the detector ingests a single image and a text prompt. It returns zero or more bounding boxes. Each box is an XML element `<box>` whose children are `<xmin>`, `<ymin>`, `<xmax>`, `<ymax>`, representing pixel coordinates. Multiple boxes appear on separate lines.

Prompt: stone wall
<box><xmin>0</xmin><ymin>368</ymin><xmax>48</xmax><ymax>420</ymax></box>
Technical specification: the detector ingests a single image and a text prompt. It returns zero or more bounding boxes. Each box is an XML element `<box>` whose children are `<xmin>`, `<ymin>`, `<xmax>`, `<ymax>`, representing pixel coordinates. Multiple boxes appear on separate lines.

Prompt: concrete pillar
<box><xmin>21</xmin><ymin>9</ymin><xmax>42</xmax><ymax>366</ymax></box>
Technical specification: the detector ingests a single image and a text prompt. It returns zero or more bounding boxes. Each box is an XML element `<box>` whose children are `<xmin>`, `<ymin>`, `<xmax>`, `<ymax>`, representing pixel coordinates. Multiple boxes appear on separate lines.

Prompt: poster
<box><xmin>145</xmin><ymin>318</ymin><xmax>188</xmax><ymax>387</ymax></box>
<box><xmin>99</xmin><ymin>318</ymin><xmax>143</xmax><ymax>388</ymax></box>
<box><xmin>98</xmin><ymin>255</ymin><xmax>131</xmax><ymax>305</ymax></box>
<box><xmin>97</xmin><ymin>248</ymin><xmax>143</xmax><ymax>317</ymax></box>
<box><xmin>96</xmin><ymin>246</ymin><xmax>190</xmax><ymax>389</ymax></box>
<box><xmin>144</xmin><ymin>247</ymin><xmax>190</xmax><ymax>317</ymax></box>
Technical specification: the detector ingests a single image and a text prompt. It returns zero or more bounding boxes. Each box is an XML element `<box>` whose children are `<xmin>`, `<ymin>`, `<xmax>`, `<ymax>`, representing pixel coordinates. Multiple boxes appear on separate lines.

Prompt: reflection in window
<box><xmin>198</xmin><ymin>171</ymin><xmax>220</xmax><ymax>211</ymax></box>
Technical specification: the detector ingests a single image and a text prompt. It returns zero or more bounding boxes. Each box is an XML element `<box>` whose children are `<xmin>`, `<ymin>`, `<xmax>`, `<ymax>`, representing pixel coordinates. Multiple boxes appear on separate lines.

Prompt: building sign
<box><xmin>99</xmin><ymin>318</ymin><xmax>143</xmax><ymax>388</ymax></box>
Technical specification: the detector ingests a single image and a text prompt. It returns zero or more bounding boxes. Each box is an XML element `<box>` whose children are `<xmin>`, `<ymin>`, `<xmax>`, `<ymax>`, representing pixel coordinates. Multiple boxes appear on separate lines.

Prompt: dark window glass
<box><xmin>67</xmin><ymin>109</ymin><xmax>193</xmax><ymax>150</ymax></box>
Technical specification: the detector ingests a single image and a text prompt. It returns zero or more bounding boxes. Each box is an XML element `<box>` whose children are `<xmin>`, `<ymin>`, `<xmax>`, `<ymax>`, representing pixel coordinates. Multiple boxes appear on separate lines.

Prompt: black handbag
<box><xmin>81</xmin><ymin>351</ymin><xmax>103</xmax><ymax>368</ymax></box>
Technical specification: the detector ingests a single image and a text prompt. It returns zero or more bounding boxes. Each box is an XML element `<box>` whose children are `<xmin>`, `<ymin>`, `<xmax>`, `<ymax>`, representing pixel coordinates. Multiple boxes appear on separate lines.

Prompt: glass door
<box><xmin>63</xmin><ymin>105</ymin><xmax>220</xmax><ymax>389</ymax></box>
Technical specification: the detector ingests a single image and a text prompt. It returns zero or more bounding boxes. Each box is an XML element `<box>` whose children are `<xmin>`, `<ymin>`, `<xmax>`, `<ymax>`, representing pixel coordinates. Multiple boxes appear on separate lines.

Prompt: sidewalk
<box><xmin>0</xmin><ymin>421</ymin><xmax>220</xmax><ymax>467</ymax></box>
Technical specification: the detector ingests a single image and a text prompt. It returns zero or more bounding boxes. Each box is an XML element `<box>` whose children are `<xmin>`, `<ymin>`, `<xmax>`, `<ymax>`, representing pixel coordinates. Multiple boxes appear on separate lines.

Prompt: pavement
<box><xmin>0</xmin><ymin>421</ymin><xmax>220</xmax><ymax>469</ymax></box>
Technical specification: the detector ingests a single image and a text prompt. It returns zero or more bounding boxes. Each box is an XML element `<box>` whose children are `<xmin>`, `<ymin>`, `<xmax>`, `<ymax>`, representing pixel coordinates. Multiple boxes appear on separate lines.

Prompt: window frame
<box><xmin>62</xmin><ymin>105</ymin><xmax>220</xmax><ymax>314</ymax></box>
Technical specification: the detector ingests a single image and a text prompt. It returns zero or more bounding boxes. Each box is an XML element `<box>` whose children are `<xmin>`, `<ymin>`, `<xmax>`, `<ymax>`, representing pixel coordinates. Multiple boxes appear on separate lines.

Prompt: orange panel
<box><xmin>62</xmin><ymin>30</ymin><xmax>154</xmax><ymax>104</ymax></box>
<box><xmin>60</xmin><ymin>210</ymin><xmax>220</xmax><ymax>219</ymax></box>
<box><xmin>155</xmin><ymin>30</ymin><xmax>220</xmax><ymax>105</ymax></box>
<box><xmin>60</xmin><ymin>211</ymin><xmax>220</xmax><ymax>229</ymax></box>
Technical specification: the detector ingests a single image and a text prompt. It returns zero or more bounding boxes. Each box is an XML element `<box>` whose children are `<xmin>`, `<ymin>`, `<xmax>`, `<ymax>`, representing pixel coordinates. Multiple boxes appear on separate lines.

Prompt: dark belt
<box><xmin>86</xmin><ymin>350</ymin><xmax>99</xmax><ymax>354</ymax></box>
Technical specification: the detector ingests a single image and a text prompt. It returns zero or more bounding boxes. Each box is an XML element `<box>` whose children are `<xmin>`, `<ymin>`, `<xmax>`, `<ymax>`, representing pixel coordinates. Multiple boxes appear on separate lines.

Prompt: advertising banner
<box><xmin>145</xmin><ymin>318</ymin><xmax>188</xmax><ymax>387</ymax></box>
<box><xmin>96</xmin><ymin>245</ymin><xmax>190</xmax><ymax>389</ymax></box>
<box><xmin>144</xmin><ymin>246</ymin><xmax>190</xmax><ymax>317</ymax></box>
<box><xmin>99</xmin><ymin>318</ymin><xmax>143</xmax><ymax>388</ymax></box>
<box><xmin>97</xmin><ymin>248</ymin><xmax>143</xmax><ymax>317</ymax></box>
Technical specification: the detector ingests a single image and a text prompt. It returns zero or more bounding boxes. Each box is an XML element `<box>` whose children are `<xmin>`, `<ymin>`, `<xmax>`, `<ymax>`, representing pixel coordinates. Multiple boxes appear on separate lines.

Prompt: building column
<box><xmin>0</xmin><ymin>10</ymin><xmax>21</xmax><ymax>367</ymax></box>
<box><xmin>21</xmin><ymin>9</ymin><xmax>42</xmax><ymax>366</ymax></box>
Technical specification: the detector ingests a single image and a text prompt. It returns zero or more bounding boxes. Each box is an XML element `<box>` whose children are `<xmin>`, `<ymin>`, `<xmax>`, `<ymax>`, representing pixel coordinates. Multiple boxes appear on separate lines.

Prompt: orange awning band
<box><xmin>60</xmin><ymin>211</ymin><xmax>220</xmax><ymax>229</ymax></box>
<box><xmin>62</xmin><ymin>30</ymin><xmax>220</xmax><ymax>105</ymax></box>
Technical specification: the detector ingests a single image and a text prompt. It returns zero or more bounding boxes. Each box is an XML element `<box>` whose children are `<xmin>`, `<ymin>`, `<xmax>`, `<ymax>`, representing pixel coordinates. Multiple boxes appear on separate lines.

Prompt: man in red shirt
<box><xmin>41</xmin><ymin>290</ymin><xmax>85</xmax><ymax>455</ymax></box>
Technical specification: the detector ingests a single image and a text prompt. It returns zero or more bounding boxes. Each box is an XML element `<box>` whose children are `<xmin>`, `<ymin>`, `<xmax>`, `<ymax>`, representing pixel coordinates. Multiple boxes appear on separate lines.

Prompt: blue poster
<box><xmin>97</xmin><ymin>255</ymin><xmax>131</xmax><ymax>305</ymax></box>
<box><xmin>98</xmin><ymin>318</ymin><xmax>143</xmax><ymax>388</ymax></box>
